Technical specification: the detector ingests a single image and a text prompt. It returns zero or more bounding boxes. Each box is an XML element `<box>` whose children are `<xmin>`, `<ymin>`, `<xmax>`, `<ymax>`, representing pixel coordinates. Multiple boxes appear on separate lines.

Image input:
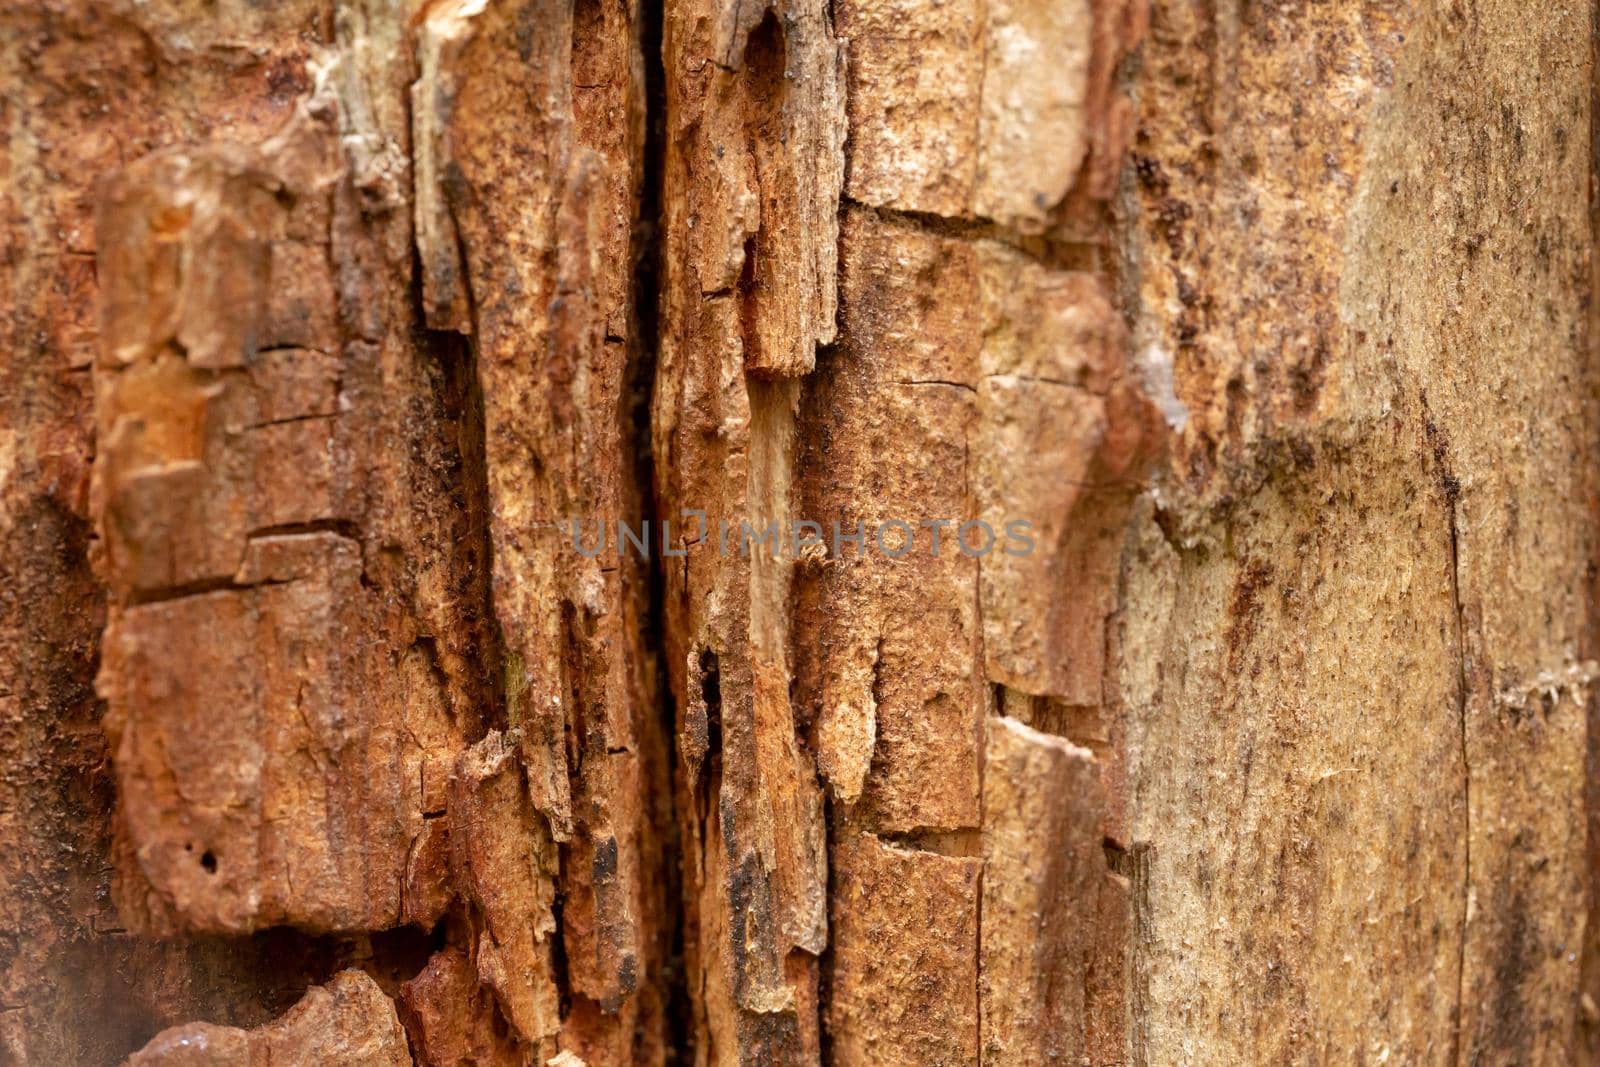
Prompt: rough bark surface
<box><xmin>2</xmin><ymin>0</ymin><xmax>1599</xmax><ymax>1065</ymax></box>
<box><xmin>1123</xmin><ymin>2</ymin><xmax>1596</xmax><ymax>1063</ymax></box>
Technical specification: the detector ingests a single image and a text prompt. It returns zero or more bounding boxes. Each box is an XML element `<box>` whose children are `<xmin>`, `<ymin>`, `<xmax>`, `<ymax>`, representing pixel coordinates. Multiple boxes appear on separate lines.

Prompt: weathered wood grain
<box><xmin>2</xmin><ymin>0</ymin><xmax>1597</xmax><ymax>1063</ymax></box>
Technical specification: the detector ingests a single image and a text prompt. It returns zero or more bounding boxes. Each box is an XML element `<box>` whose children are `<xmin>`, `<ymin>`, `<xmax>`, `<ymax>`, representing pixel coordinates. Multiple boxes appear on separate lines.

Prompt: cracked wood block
<box><xmin>973</xmin><ymin>244</ymin><xmax>1165</xmax><ymax>704</ymax></box>
<box><xmin>104</xmin><ymin>534</ymin><xmax>428</xmax><ymax>933</ymax></box>
<box><xmin>801</xmin><ymin>213</ymin><xmax>984</xmax><ymax>833</ymax></box>
<box><xmin>832</xmin><ymin>0</ymin><xmax>980</xmax><ymax>218</ymax></box>
<box><xmin>804</xmin><ymin>212</ymin><xmax>1161</xmax><ymax>822</ymax></box>
<box><xmin>126</xmin><ymin>970</ymin><xmax>412</xmax><ymax>1067</ymax></box>
<box><xmin>836</xmin><ymin>0</ymin><xmax>1142</xmax><ymax>229</ymax></box>
<box><xmin>826</xmin><ymin>830</ymin><xmax>980</xmax><ymax>1066</ymax></box>
<box><xmin>92</xmin><ymin>72</ymin><xmax>483</xmax><ymax>937</ymax></box>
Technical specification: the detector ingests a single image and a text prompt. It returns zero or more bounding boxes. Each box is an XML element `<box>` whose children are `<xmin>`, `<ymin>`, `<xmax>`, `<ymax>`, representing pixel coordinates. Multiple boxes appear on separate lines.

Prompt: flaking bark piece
<box><xmin>451</xmin><ymin>730</ymin><xmax>562</xmax><ymax>1048</ymax></box>
<box><xmin>126</xmin><ymin>970</ymin><xmax>412</xmax><ymax>1067</ymax></box>
<box><xmin>837</xmin><ymin>0</ymin><xmax>1143</xmax><ymax>229</ymax></box>
<box><xmin>399</xmin><ymin>948</ymin><xmax>527</xmax><ymax>1067</ymax></box>
<box><xmin>677</xmin><ymin>0</ymin><xmax>844</xmax><ymax>376</ymax></box>
<box><xmin>93</xmin><ymin>109</ymin><xmax>467</xmax><ymax>936</ymax></box>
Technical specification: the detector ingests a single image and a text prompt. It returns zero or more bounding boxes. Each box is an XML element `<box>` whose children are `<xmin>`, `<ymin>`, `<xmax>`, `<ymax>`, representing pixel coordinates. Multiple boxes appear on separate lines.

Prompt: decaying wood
<box><xmin>93</xmin><ymin>115</ymin><xmax>471</xmax><ymax>937</ymax></box>
<box><xmin>6</xmin><ymin>1</ymin><xmax>670</xmax><ymax>1064</ymax></box>
<box><xmin>1</xmin><ymin>4</ymin><xmax>409</xmax><ymax>1064</ymax></box>
<box><xmin>651</xmin><ymin>0</ymin><xmax>1159</xmax><ymax>1063</ymax></box>
<box><xmin>4</xmin><ymin>0</ymin><xmax>1600</xmax><ymax>1063</ymax></box>
<box><xmin>411</xmin><ymin>0</ymin><xmax>668</xmax><ymax>1059</ymax></box>
<box><xmin>654</xmin><ymin>0</ymin><xmax>843</xmax><ymax>1057</ymax></box>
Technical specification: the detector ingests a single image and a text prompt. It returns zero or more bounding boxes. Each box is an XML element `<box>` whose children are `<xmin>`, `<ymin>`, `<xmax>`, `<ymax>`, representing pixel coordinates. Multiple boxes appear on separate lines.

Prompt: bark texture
<box><xmin>1</xmin><ymin>0</ymin><xmax>1599</xmax><ymax>1065</ymax></box>
<box><xmin>1124</xmin><ymin>3</ymin><xmax>1596</xmax><ymax>1062</ymax></box>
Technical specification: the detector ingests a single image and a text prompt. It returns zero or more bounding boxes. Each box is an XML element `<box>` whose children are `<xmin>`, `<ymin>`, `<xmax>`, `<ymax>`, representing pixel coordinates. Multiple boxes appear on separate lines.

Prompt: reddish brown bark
<box><xmin>3</xmin><ymin>0</ymin><xmax>1598</xmax><ymax>1065</ymax></box>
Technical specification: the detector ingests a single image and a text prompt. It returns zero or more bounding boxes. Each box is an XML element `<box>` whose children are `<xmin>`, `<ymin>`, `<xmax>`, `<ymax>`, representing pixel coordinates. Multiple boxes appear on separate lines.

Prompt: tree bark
<box><xmin>1</xmin><ymin>0</ymin><xmax>1597</xmax><ymax>1065</ymax></box>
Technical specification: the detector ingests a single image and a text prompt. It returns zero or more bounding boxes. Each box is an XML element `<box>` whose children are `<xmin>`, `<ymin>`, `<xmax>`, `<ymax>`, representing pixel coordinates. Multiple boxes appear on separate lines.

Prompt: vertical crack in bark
<box><xmin>656</xmin><ymin>0</ymin><xmax>843</xmax><ymax>1055</ymax></box>
<box><xmin>424</xmin><ymin>319</ymin><xmax>506</xmax><ymax>743</ymax></box>
<box><xmin>1585</xmin><ymin>4</ymin><xmax>1600</xmax><ymax>1050</ymax></box>
<box><xmin>971</xmin><ymin>431</ymin><xmax>987</xmax><ymax>1063</ymax></box>
<box><xmin>1448</xmin><ymin>492</ymin><xmax>1472</xmax><ymax>1066</ymax></box>
<box><xmin>1424</xmin><ymin>398</ymin><xmax>1472</xmax><ymax>1063</ymax></box>
<box><xmin>631</xmin><ymin>0</ymin><xmax>689</xmax><ymax>1053</ymax></box>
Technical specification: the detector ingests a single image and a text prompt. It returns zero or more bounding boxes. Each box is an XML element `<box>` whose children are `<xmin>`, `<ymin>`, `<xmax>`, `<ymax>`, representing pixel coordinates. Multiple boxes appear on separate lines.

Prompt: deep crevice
<box><xmin>421</xmin><ymin>311</ymin><xmax>506</xmax><ymax>742</ymax></box>
<box><xmin>630</xmin><ymin>0</ymin><xmax>691</xmax><ymax>1057</ymax></box>
<box><xmin>1447</xmin><ymin>493</ymin><xmax>1473</xmax><ymax>1064</ymax></box>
